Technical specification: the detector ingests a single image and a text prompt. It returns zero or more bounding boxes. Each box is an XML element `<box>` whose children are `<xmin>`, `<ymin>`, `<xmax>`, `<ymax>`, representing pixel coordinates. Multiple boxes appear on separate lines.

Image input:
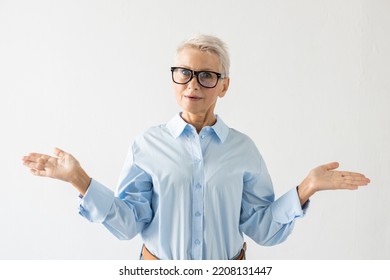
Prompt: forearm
<box><xmin>78</xmin><ymin>179</ymin><xmax>150</xmax><ymax>239</ymax></box>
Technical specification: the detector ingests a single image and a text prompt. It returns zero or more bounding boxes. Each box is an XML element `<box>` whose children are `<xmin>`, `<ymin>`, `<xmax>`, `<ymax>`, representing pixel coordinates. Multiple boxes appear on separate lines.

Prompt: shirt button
<box><xmin>196</xmin><ymin>184</ymin><xmax>201</xmax><ymax>189</ymax></box>
<box><xmin>195</xmin><ymin>239</ymin><xmax>201</xmax><ymax>245</ymax></box>
<box><xmin>195</xmin><ymin>211</ymin><xmax>201</xmax><ymax>217</ymax></box>
<box><xmin>200</xmin><ymin>135</ymin><xmax>206</xmax><ymax>139</ymax></box>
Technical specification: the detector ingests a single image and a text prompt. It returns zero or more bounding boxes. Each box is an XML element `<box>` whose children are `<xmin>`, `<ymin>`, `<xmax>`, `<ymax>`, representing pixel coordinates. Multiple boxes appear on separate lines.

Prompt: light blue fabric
<box><xmin>79</xmin><ymin>113</ymin><xmax>308</xmax><ymax>259</ymax></box>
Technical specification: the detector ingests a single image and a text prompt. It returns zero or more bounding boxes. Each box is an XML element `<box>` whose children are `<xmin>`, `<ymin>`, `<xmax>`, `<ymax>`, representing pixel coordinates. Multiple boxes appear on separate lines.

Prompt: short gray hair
<box><xmin>176</xmin><ymin>34</ymin><xmax>230</xmax><ymax>77</ymax></box>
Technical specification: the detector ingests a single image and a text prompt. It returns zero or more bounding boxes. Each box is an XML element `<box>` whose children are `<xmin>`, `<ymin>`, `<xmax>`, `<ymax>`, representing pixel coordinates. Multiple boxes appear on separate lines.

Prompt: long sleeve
<box><xmin>239</xmin><ymin>154</ymin><xmax>308</xmax><ymax>245</ymax></box>
<box><xmin>78</xmin><ymin>146</ymin><xmax>153</xmax><ymax>240</ymax></box>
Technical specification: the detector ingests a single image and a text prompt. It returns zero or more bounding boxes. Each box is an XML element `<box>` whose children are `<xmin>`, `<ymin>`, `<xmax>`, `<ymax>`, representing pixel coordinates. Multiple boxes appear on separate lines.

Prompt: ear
<box><xmin>218</xmin><ymin>77</ymin><xmax>230</xmax><ymax>98</ymax></box>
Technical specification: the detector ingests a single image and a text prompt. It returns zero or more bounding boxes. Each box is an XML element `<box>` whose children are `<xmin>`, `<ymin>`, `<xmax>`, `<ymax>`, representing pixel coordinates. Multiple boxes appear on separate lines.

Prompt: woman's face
<box><xmin>173</xmin><ymin>47</ymin><xmax>229</xmax><ymax>118</ymax></box>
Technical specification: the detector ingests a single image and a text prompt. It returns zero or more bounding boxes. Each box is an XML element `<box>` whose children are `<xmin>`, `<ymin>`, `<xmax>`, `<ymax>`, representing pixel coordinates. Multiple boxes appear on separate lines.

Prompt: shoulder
<box><xmin>227</xmin><ymin>127</ymin><xmax>258</xmax><ymax>148</ymax></box>
<box><xmin>222</xmin><ymin>126</ymin><xmax>266</xmax><ymax>172</ymax></box>
<box><xmin>133</xmin><ymin>123</ymin><xmax>170</xmax><ymax>145</ymax></box>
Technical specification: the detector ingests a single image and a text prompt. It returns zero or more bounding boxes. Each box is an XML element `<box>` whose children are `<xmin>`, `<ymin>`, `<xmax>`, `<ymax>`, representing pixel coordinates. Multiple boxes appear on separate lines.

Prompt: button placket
<box><xmin>189</xmin><ymin>131</ymin><xmax>204</xmax><ymax>259</ymax></box>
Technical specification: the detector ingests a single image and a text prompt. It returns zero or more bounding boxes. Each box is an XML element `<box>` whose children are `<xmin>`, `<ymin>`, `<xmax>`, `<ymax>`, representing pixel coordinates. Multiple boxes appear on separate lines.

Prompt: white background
<box><xmin>0</xmin><ymin>0</ymin><xmax>389</xmax><ymax>260</ymax></box>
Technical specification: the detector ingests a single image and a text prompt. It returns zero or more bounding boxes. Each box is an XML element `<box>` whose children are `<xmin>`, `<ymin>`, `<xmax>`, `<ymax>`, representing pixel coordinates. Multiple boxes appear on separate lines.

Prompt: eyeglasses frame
<box><xmin>170</xmin><ymin>67</ymin><xmax>225</xmax><ymax>89</ymax></box>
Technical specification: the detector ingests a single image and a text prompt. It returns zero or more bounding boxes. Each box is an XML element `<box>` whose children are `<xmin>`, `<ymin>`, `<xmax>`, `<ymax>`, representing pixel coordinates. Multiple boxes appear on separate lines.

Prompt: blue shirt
<box><xmin>78</xmin><ymin>113</ymin><xmax>308</xmax><ymax>260</ymax></box>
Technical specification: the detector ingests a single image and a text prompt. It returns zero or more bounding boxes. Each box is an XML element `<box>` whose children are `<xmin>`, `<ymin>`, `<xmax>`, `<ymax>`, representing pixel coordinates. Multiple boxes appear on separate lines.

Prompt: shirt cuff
<box><xmin>78</xmin><ymin>178</ymin><xmax>115</xmax><ymax>223</ymax></box>
<box><xmin>271</xmin><ymin>187</ymin><xmax>309</xmax><ymax>224</ymax></box>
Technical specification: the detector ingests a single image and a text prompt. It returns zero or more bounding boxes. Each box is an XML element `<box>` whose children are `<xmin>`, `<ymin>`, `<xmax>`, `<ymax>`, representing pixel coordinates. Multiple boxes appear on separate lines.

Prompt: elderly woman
<box><xmin>22</xmin><ymin>34</ymin><xmax>370</xmax><ymax>260</ymax></box>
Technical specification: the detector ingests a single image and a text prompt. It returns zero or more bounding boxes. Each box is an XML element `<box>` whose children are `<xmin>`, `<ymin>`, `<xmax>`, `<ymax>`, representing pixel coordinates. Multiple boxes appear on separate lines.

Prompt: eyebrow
<box><xmin>177</xmin><ymin>65</ymin><xmax>219</xmax><ymax>72</ymax></box>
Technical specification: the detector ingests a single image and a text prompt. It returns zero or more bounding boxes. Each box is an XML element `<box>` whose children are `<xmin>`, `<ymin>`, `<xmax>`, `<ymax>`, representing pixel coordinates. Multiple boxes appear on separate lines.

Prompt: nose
<box><xmin>187</xmin><ymin>74</ymin><xmax>200</xmax><ymax>90</ymax></box>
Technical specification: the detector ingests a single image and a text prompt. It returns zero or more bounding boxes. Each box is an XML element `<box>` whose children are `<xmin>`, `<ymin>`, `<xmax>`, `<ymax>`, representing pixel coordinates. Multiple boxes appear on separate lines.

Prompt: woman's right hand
<box><xmin>22</xmin><ymin>147</ymin><xmax>91</xmax><ymax>195</ymax></box>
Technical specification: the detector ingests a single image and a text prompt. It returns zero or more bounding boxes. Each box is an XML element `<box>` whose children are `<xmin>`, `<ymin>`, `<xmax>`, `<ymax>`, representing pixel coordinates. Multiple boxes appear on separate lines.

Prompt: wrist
<box><xmin>69</xmin><ymin>167</ymin><xmax>91</xmax><ymax>196</ymax></box>
<box><xmin>297</xmin><ymin>177</ymin><xmax>316</xmax><ymax>206</ymax></box>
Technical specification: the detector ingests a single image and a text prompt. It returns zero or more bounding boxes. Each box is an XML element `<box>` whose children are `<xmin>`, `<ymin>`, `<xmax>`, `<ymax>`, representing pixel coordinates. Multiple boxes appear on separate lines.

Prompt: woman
<box><xmin>22</xmin><ymin>34</ymin><xmax>370</xmax><ymax>260</ymax></box>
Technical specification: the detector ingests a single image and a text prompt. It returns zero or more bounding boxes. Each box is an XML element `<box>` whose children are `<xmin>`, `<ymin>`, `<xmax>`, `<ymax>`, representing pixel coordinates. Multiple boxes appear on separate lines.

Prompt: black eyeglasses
<box><xmin>171</xmin><ymin>67</ymin><xmax>225</xmax><ymax>88</ymax></box>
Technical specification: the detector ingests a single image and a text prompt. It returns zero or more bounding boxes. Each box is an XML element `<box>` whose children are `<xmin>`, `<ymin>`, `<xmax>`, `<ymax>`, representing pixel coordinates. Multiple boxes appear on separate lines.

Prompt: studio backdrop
<box><xmin>0</xmin><ymin>0</ymin><xmax>389</xmax><ymax>259</ymax></box>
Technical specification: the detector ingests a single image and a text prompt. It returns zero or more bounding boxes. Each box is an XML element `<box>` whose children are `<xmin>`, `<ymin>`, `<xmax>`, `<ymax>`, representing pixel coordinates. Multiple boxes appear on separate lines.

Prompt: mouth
<box><xmin>184</xmin><ymin>95</ymin><xmax>202</xmax><ymax>101</ymax></box>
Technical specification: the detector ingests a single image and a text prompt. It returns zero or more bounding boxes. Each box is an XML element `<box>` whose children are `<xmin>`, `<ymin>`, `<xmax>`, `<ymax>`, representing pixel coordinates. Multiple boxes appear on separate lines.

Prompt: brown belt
<box><xmin>142</xmin><ymin>242</ymin><xmax>246</xmax><ymax>260</ymax></box>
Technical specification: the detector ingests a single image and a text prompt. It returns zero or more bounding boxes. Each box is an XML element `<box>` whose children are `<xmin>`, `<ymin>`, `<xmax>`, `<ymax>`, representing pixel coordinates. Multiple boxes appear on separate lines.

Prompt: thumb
<box><xmin>53</xmin><ymin>147</ymin><xmax>66</xmax><ymax>158</ymax></box>
<box><xmin>323</xmin><ymin>162</ymin><xmax>340</xmax><ymax>171</ymax></box>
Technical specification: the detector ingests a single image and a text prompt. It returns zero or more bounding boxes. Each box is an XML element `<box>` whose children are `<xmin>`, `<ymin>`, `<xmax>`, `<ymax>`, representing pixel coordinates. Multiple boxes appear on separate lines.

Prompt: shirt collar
<box><xmin>167</xmin><ymin>113</ymin><xmax>229</xmax><ymax>143</ymax></box>
<box><xmin>211</xmin><ymin>115</ymin><xmax>229</xmax><ymax>143</ymax></box>
<box><xmin>166</xmin><ymin>113</ymin><xmax>190</xmax><ymax>139</ymax></box>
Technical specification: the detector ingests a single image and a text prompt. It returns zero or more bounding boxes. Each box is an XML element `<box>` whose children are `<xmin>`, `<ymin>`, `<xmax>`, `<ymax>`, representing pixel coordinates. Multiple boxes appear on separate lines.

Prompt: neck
<box><xmin>181</xmin><ymin>111</ymin><xmax>217</xmax><ymax>133</ymax></box>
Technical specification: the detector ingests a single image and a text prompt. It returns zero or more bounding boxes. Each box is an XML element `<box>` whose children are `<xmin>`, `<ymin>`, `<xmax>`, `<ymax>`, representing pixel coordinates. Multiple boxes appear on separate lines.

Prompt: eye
<box><xmin>180</xmin><ymin>68</ymin><xmax>192</xmax><ymax>77</ymax></box>
<box><xmin>199</xmin><ymin>71</ymin><xmax>213</xmax><ymax>80</ymax></box>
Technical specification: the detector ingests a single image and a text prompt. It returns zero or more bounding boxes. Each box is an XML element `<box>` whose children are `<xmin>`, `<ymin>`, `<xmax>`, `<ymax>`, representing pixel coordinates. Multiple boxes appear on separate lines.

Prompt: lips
<box><xmin>184</xmin><ymin>94</ymin><xmax>202</xmax><ymax>100</ymax></box>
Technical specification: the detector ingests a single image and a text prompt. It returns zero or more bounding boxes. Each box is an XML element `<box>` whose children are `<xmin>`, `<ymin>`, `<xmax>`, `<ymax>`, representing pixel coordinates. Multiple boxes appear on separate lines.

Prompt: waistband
<box><xmin>141</xmin><ymin>242</ymin><xmax>247</xmax><ymax>260</ymax></box>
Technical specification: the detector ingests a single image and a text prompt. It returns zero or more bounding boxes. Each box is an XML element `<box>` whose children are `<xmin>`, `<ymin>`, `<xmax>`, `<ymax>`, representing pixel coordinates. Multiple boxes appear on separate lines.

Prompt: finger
<box><xmin>331</xmin><ymin>178</ymin><xmax>369</xmax><ymax>190</ymax></box>
<box><xmin>23</xmin><ymin>157</ymin><xmax>47</xmax><ymax>169</ymax></box>
<box><xmin>22</xmin><ymin>153</ymin><xmax>51</xmax><ymax>163</ymax></box>
<box><xmin>30</xmin><ymin>168</ymin><xmax>47</xmax><ymax>177</ymax></box>
<box><xmin>339</xmin><ymin>183</ymin><xmax>360</xmax><ymax>190</ymax></box>
<box><xmin>339</xmin><ymin>171</ymin><xmax>367</xmax><ymax>177</ymax></box>
<box><xmin>22</xmin><ymin>156</ymin><xmax>51</xmax><ymax>169</ymax></box>
<box><xmin>339</xmin><ymin>181</ymin><xmax>367</xmax><ymax>189</ymax></box>
<box><xmin>336</xmin><ymin>171</ymin><xmax>371</xmax><ymax>183</ymax></box>
<box><xmin>23</xmin><ymin>160</ymin><xmax>41</xmax><ymax>169</ymax></box>
<box><xmin>335</xmin><ymin>173</ymin><xmax>371</xmax><ymax>188</ymax></box>
<box><xmin>342</xmin><ymin>177</ymin><xmax>370</xmax><ymax>186</ymax></box>
<box><xmin>36</xmin><ymin>157</ymin><xmax>49</xmax><ymax>170</ymax></box>
<box><xmin>323</xmin><ymin>162</ymin><xmax>339</xmax><ymax>171</ymax></box>
<box><xmin>54</xmin><ymin>147</ymin><xmax>65</xmax><ymax>157</ymax></box>
<box><xmin>344</xmin><ymin>175</ymin><xmax>370</xmax><ymax>184</ymax></box>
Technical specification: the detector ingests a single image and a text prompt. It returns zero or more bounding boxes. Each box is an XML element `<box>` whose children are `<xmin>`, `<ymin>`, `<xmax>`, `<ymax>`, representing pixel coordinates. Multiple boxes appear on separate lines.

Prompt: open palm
<box><xmin>22</xmin><ymin>147</ymin><xmax>80</xmax><ymax>183</ymax></box>
<box><xmin>308</xmin><ymin>162</ymin><xmax>370</xmax><ymax>192</ymax></box>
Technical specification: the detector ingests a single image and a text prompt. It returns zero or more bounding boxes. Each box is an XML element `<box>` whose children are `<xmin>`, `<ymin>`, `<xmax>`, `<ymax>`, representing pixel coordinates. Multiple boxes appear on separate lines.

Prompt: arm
<box><xmin>240</xmin><ymin>159</ymin><xmax>370</xmax><ymax>245</ymax></box>
<box><xmin>23</xmin><ymin>146</ymin><xmax>153</xmax><ymax>240</ymax></box>
<box><xmin>297</xmin><ymin>162</ymin><xmax>371</xmax><ymax>206</ymax></box>
<box><xmin>240</xmin><ymin>155</ymin><xmax>305</xmax><ymax>246</ymax></box>
<box><xmin>22</xmin><ymin>147</ymin><xmax>91</xmax><ymax>195</ymax></box>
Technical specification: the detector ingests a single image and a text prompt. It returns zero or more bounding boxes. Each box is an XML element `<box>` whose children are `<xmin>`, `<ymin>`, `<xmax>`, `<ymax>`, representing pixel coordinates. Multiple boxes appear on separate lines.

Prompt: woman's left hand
<box><xmin>297</xmin><ymin>162</ymin><xmax>370</xmax><ymax>205</ymax></box>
